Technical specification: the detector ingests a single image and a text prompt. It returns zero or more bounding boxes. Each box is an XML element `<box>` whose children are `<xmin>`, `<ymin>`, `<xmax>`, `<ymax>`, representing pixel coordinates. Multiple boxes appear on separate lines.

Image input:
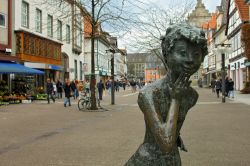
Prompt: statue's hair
<box><xmin>160</xmin><ymin>23</ymin><xmax>208</xmax><ymax>66</ymax></box>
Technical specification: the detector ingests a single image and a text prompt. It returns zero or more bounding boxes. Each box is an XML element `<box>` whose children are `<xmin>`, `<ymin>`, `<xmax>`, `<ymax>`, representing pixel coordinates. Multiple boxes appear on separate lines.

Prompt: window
<box><xmin>80</xmin><ymin>61</ymin><xmax>83</xmax><ymax>80</ymax></box>
<box><xmin>57</xmin><ymin>20</ymin><xmax>62</xmax><ymax>41</ymax></box>
<box><xmin>74</xmin><ymin>14</ymin><xmax>82</xmax><ymax>48</ymax></box>
<box><xmin>35</xmin><ymin>9</ymin><xmax>42</xmax><ymax>33</ymax></box>
<box><xmin>21</xmin><ymin>1</ymin><xmax>29</xmax><ymax>28</ymax></box>
<box><xmin>76</xmin><ymin>29</ymin><xmax>81</xmax><ymax>47</ymax></box>
<box><xmin>74</xmin><ymin>60</ymin><xmax>78</xmax><ymax>79</ymax></box>
<box><xmin>47</xmin><ymin>15</ymin><xmax>53</xmax><ymax>37</ymax></box>
<box><xmin>66</xmin><ymin>25</ymin><xmax>70</xmax><ymax>43</ymax></box>
<box><xmin>0</xmin><ymin>13</ymin><xmax>6</xmax><ymax>27</ymax></box>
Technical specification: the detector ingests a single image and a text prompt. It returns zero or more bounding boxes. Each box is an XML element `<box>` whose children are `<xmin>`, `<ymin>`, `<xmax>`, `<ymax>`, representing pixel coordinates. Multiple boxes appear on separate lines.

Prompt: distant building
<box><xmin>187</xmin><ymin>0</ymin><xmax>212</xmax><ymax>27</ymax></box>
<box><xmin>127</xmin><ymin>53</ymin><xmax>147</xmax><ymax>81</ymax></box>
<box><xmin>187</xmin><ymin>0</ymin><xmax>213</xmax><ymax>86</ymax></box>
<box><xmin>145</xmin><ymin>51</ymin><xmax>165</xmax><ymax>83</ymax></box>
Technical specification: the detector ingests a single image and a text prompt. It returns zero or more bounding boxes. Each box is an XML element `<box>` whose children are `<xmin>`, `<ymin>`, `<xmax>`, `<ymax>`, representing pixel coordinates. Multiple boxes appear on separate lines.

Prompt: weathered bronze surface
<box><xmin>125</xmin><ymin>23</ymin><xmax>208</xmax><ymax>166</ymax></box>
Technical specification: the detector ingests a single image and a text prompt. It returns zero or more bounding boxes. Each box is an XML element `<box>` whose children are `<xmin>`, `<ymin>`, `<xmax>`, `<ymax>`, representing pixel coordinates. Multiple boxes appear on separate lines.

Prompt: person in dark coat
<box><xmin>228</xmin><ymin>78</ymin><xmax>234</xmax><ymax>98</ymax></box>
<box><xmin>225</xmin><ymin>77</ymin><xmax>229</xmax><ymax>97</ymax></box>
<box><xmin>63</xmin><ymin>79</ymin><xmax>72</xmax><ymax>107</ymax></box>
<box><xmin>56</xmin><ymin>79</ymin><xmax>63</xmax><ymax>99</ymax></box>
<box><xmin>46</xmin><ymin>78</ymin><xmax>55</xmax><ymax>104</ymax></box>
<box><xmin>122</xmin><ymin>81</ymin><xmax>126</xmax><ymax>91</ymax></box>
<box><xmin>215</xmin><ymin>79</ymin><xmax>222</xmax><ymax>98</ymax></box>
<box><xmin>70</xmin><ymin>80</ymin><xmax>77</xmax><ymax>99</ymax></box>
<box><xmin>210</xmin><ymin>78</ymin><xmax>216</xmax><ymax>93</ymax></box>
<box><xmin>97</xmin><ymin>80</ymin><xmax>105</xmax><ymax>100</ymax></box>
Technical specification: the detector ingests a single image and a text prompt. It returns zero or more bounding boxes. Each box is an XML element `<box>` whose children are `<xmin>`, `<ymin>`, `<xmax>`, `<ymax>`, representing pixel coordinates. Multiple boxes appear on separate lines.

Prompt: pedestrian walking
<box><xmin>215</xmin><ymin>79</ymin><xmax>222</xmax><ymax>98</ymax></box>
<box><xmin>228</xmin><ymin>78</ymin><xmax>234</xmax><ymax>98</ymax></box>
<box><xmin>122</xmin><ymin>81</ymin><xmax>126</xmax><ymax>91</ymax></box>
<box><xmin>97</xmin><ymin>80</ymin><xmax>105</xmax><ymax>100</ymax></box>
<box><xmin>70</xmin><ymin>80</ymin><xmax>77</xmax><ymax>99</ymax></box>
<box><xmin>85</xmin><ymin>80</ymin><xmax>90</xmax><ymax>93</ymax></box>
<box><xmin>46</xmin><ymin>78</ymin><xmax>55</xmax><ymax>104</ymax></box>
<box><xmin>210</xmin><ymin>78</ymin><xmax>216</xmax><ymax>93</ymax></box>
<box><xmin>198</xmin><ymin>78</ymin><xmax>203</xmax><ymax>88</ymax></box>
<box><xmin>63</xmin><ymin>79</ymin><xmax>72</xmax><ymax>107</ymax></box>
<box><xmin>56</xmin><ymin>79</ymin><xmax>63</xmax><ymax>99</ymax></box>
<box><xmin>53</xmin><ymin>81</ymin><xmax>57</xmax><ymax>98</ymax></box>
<box><xmin>130</xmin><ymin>80</ymin><xmax>136</xmax><ymax>93</ymax></box>
<box><xmin>115</xmin><ymin>79</ymin><xmax>120</xmax><ymax>92</ymax></box>
<box><xmin>225</xmin><ymin>77</ymin><xmax>229</xmax><ymax>97</ymax></box>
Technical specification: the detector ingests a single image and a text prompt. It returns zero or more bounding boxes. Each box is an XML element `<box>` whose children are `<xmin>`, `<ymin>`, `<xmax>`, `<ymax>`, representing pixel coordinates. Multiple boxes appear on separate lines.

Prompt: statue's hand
<box><xmin>170</xmin><ymin>73</ymin><xmax>191</xmax><ymax>100</ymax></box>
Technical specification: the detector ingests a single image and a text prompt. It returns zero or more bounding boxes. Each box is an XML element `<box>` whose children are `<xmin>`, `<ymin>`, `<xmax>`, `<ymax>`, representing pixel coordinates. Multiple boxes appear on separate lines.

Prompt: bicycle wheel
<box><xmin>78</xmin><ymin>99</ymin><xmax>88</xmax><ymax>111</ymax></box>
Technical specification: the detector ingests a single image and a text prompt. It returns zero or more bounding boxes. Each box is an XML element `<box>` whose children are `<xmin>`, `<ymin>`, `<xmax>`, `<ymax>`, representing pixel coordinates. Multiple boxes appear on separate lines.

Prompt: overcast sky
<box><xmin>147</xmin><ymin>0</ymin><xmax>221</xmax><ymax>13</ymax></box>
<box><xmin>202</xmin><ymin>0</ymin><xmax>221</xmax><ymax>12</ymax></box>
<box><xmin>118</xmin><ymin>0</ymin><xmax>222</xmax><ymax>52</ymax></box>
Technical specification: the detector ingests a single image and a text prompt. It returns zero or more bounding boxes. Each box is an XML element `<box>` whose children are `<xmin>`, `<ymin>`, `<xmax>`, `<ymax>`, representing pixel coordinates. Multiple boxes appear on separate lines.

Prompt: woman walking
<box><xmin>64</xmin><ymin>79</ymin><xmax>72</xmax><ymax>107</ymax></box>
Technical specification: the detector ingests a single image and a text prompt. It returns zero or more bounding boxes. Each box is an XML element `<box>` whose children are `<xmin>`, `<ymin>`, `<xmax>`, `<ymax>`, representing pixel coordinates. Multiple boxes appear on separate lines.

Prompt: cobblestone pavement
<box><xmin>0</xmin><ymin>87</ymin><xmax>249</xmax><ymax>166</ymax></box>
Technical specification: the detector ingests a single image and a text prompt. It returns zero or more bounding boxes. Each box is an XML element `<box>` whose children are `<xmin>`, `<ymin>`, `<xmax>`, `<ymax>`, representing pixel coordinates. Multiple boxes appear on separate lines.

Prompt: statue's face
<box><xmin>167</xmin><ymin>39</ymin><xmax>203</xmax><ymax>76</ymax></box>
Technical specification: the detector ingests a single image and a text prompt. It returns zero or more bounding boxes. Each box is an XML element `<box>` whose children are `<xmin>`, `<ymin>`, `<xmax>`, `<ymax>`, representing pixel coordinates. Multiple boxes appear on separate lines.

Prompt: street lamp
<box><xmin>106</xmin><ymin>48</ymin><xmax>116</xmax><ymax>105</ymax></box>
<box><xmin>213</xmin><ymin>43</ymin><xmax>232</xmax><ymax>103</ymax></box>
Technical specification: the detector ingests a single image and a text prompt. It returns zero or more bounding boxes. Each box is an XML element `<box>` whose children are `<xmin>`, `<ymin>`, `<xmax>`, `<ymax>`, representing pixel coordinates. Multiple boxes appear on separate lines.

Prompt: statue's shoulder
<box><xmin>140</xmin><ymin>79</ymin><xmax>164</xmax><ymax>93</ymax></box>
<box><xmin>139</xmin><ymin>79</ymin><xmax>164</xmax><ymax>99</ymax></box>
<box><xmin>188</xmin><ymin>87</ymin><xmax>199</xmax><ymax>105</ymax></box>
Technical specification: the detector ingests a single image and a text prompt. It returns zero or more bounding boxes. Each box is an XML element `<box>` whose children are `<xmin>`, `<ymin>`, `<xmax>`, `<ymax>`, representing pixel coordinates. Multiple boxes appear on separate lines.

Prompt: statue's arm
<box><xmin>138</xmin><ymin>91</ymin><xmax>180</xmax><ymax>154</ymax></box>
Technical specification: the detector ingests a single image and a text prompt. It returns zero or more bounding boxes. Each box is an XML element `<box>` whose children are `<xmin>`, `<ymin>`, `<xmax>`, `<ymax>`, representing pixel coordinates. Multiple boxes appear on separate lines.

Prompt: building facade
<box><xmin>225</xmin><ymin>0</ymin><xmax>249</xmax><ymax>90</ymax></box>
<box><xmin>14</xmin><ymin>0</ymin><xmax>85</xmax><ymax>86</ymax></box>
<box><xmin>126</xmin><ymin>53</ymin><xmax>147</xmax><ymax>81</ymax></box>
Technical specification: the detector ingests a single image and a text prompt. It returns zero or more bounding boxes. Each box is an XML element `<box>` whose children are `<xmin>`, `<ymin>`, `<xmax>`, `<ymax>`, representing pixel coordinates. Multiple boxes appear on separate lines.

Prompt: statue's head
<box><xmin>161</xmin><ymin>23</ymin><xmax>208</xmax><ymax>76</ymax></box>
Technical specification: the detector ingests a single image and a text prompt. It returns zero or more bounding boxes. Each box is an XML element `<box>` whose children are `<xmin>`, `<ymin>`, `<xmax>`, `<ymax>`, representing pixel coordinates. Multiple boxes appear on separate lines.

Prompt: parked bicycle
<box><xmin>78</xmin><ymin>89</ymin><xmax>100</xmax><ymax>111</ymax></box>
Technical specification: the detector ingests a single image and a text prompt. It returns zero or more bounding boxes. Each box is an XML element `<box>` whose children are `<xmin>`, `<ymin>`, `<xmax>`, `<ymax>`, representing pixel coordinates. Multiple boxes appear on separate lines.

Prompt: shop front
<box><xmin>0</xmin><ymin>61</ymin><xmax>44</xmax><ymax>105</ymax></box>
<box><xmin>15</xmin><ymin>30</ymin><xmax>62</xmax><ymax>86</ymax></box>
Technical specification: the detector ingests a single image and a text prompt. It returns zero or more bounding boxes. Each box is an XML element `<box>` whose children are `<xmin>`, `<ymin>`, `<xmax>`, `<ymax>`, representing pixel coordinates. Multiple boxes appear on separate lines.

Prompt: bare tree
<box><xmin>35</xmin><ymin>0</ymin><xmax>146</xmax><ymax>109</ymax></box>
<box><xmin>75</xmin><ymin>0</ymin><xmax>149</xmax><ymax>109</ymax></box>
<box><xmin>120</xmin><ymin>0</ymin><xmax>195</xmax><ymax>58</ymax></box>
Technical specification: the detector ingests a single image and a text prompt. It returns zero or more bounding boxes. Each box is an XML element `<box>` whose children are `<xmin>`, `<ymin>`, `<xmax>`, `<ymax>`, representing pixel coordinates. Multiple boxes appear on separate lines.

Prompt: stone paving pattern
<box><xmin>0</xmin><ymin>87</ymin><xmax>249</xmax><ymax>166</ymax></box>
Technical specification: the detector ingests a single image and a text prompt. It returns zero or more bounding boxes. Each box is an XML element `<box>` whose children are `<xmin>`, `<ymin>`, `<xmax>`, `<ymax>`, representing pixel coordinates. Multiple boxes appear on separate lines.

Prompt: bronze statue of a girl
<box><xmin>125</xmin><ymin>23</ymin><xmax>208</xmax><ymax>166</ymax></box>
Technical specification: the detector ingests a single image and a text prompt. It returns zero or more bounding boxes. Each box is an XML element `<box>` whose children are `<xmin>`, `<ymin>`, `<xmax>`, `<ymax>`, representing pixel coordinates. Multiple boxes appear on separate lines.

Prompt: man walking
<box><xmin>215</xmin><ymin>79</ymin><xmax>222</xmax><ymax>98</ymax></box>
<box><xmin>211</xmin><ymin>78</ymin><xmax>216</xmax><ymax>93</ymax></box>
<box><xmin>46</xmin><ymin>78</ymin><xmax>55</xmax><ymax>104</ymax></box>
<box><xmin>56</xmin><ymin>79</ymin><xmax>63</xmax><ymax>99</ymax></box>
<box><xmin>97</xmin><ymin>80</ymin><xmax>105</xmax><ymax>100</ymax></box>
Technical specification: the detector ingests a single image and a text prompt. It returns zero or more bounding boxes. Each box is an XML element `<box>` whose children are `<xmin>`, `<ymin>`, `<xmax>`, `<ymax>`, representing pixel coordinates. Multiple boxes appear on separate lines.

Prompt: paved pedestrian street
<box><xmin>0</xmin><ymin>88</ymin><xmax>250</xmax><ymax>166</ymax></box>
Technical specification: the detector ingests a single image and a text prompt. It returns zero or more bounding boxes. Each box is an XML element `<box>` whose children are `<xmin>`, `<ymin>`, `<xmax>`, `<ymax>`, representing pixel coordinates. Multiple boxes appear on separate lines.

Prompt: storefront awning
<box><xmin>0</xmin><ymin>61</ymin><xmax>44</xmax><ymax>74</ymax></box>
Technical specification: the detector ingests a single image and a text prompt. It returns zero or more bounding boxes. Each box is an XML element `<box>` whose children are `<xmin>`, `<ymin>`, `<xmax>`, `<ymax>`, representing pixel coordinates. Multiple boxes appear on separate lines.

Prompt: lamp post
<box><xmin>106</xmin><ymin>49</ymin><xmax>115</xmax><ymax>105</ymax></box>
<box><xmin>214</xmin><ymin>43</ymin><xmax>232</xmax><ymax>103</ymax></box>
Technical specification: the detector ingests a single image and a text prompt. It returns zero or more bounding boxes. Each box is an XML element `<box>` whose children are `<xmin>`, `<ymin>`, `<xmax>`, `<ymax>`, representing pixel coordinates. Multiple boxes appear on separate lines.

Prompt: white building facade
<box><xmin>226</xmin><ymin>0</ymin><xmax>248</xmax><ymax>90</ymax></box>
<box><xmin>14</xmin><ymin>0</ymin><xmax>85</xmax><ymax>83</ymax></box>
